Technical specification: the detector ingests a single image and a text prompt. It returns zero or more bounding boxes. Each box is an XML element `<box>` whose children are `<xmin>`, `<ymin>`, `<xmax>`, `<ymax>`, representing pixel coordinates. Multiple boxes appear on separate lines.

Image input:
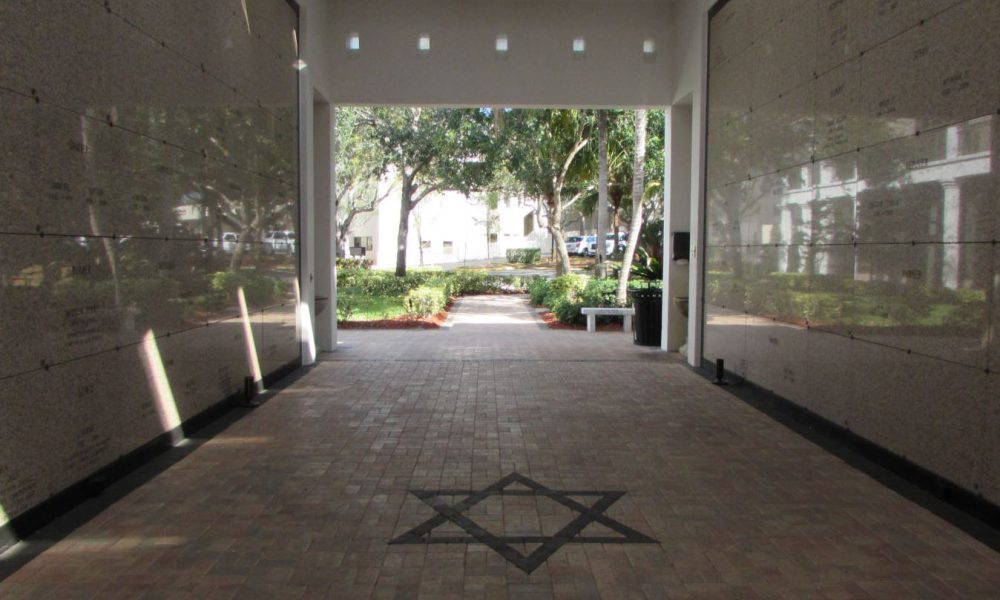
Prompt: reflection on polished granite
<box><xmin>706</xmin><ymin>0</ymin><xmax>1000</xmax><ymax>507</ymax></box>
<box><xmin>0</xmin><ymin>0</ymin><xmax>299</xmax><ymax>531</ymax></box>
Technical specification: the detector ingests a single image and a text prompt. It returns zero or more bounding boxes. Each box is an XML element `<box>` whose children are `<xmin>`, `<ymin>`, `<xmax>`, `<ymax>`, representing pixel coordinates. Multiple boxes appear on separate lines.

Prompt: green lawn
<box><xmin>341</xmin><ymin>296</ymin><xmax>407</xmax><ymax>321</ymax></box>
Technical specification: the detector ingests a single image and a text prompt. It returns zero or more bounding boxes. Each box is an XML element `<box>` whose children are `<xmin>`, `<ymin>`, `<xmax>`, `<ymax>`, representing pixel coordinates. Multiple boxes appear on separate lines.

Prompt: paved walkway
<box><xmin>3</xmin><ymin>296</ymin><xmax>1000</xmax><ymax>598</ymax></box>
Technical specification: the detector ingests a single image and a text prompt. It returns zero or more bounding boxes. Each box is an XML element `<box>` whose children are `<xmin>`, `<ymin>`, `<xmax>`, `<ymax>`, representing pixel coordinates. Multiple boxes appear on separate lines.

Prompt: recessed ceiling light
<box><xmin>572</xmin><ymin>37</ymin><xmax>586</xmax><ymax>54</ymax></box>
<box><xmin>418</xmin><ymin>34</ymin><xmax>431</xmax><ymax>52</ymax></box>
<box><xmin>643</xmin><ymin>39</ymin><xmax>655</xmax><ymax>54</ymax></box>
<box><xmin>496</xmin><ymin>34</ymin><xmax>508</xmax><ymax>53</ymax></box>
<box><xmin>347</xmin><ymin>33</ymin><xmax>360</xmax><ymax>52</ymax></box>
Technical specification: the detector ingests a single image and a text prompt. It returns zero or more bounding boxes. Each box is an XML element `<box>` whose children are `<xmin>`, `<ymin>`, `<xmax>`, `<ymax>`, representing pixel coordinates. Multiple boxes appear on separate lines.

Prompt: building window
<box><xmin>442</xmin><ymin>241</ymin><xmax>454</xmax><ymax>254</ymax></box>
<box><xmin>524</xmin><ymin>213</ymin><xmax>534</xmax><ymax>236</ymax></box>
<box><xmin>489</xmin><ymin>233</ymin><xmax>498</xmax><ymax>243</ymax></box>
<box><xmin>353</xmin><ymin>236</ymin><xmax>373</xmax><ymax>250</ymax></box>
<box><xmin>421</xmin><ymin>240</ymin><xmax>431</xmax><ymax>249</ymax></box>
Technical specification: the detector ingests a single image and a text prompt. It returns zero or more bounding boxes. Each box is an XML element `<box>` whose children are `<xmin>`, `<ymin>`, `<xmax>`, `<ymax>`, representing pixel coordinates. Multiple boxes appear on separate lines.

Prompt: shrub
<box><xmin>579</xmin><ymin>278</ymin><xmax>622</xmax><ymax>308</ymax></box>
<box><xmin>403</xmin><ymin>285</ymin><xmax>447</xmax><ymax>318</ymax></box>
<box><xmin>450</xmin><ymin>272</ymin><xmax>489</xmax><ymax>295</ymax></box>
<box><xmin>528</xmin><ymin>277</ymin><xmax>550</xmax><ymax>305</ymax></box>
<box><xmin>337</xmin><ymin>270</ymin><xmax>410</xmax><ymax>296</ymax></box>
<box><xmin>246</xmin><ymin>276</ymin><xmax>287</xmax><ymax>307</ymax></box>
<box><xmin>336</xmin><ymin>257</ymin><xmax>372</xmax><ymax>270</ymax></box>
<box><xmin>543</xmin><ymin>274</ymin><xmax>585</xmax><ymax>308</ymax></box>
<box><xmin>447</xmin><ymin>272</ymin><xmax>529</xmax><ymax>295</ymax></box>
<box><xmin>705</xmin><ymin>271</ymin><xmax>743</xmax><ymax>308</ymax></box>
<box><xmin>506</xmin><ymin>247</ymin><xmax>541</xmax><ymax>264</ymax></box>
<box><xmin>211</xmin><ymin>270</ymin><xmax>287</xmax><ymax>307</ymax></box>
<box><xmin>121</xmin><ymin>276</ymin><xmax>180</xmax><ymax>300</ymax></box>
<box><xmin>52</xmin><ymin>277</ymin><xmax>116</xmax><ymax>306</ymax></box>
<box><xmin>552</xmin><ymin>297</ymin><xmax>585</xmax><ymax>325</ymax></box>
<box><xmin>337</xmin><ymin>269</ymin><xmax>530</xmax><ymax>300</ymax></box>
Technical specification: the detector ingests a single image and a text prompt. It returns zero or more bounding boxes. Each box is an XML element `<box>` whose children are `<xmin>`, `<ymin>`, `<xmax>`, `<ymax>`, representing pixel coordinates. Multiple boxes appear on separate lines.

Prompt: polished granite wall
<box><xmin>0</xmin><ymin>0</ymin><xmax>299</xmax><ymax>528</ymax></box>
<box><xmin>704</xmin><ymin>0</ymin><xmax>1000</xmax><ymax>504</ymax></box>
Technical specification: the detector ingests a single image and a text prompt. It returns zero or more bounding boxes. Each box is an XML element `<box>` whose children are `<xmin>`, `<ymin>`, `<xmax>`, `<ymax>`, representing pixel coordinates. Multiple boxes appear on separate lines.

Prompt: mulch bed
<box><xmin>338</xmin><ymin>300</ymin><xmax>453</xmax><ymax>329</ymax></box>
<box><xmin>539</xmin><ymin>310</ymin><xmax>625</xmax><ymax>332</ymax></box>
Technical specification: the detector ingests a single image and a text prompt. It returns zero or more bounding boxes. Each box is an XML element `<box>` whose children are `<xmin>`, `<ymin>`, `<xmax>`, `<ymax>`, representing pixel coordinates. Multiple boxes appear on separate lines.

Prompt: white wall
<box><xmin>351</xmin><ymin>189</ymin><xmax>543</xmax><ymax>270</ymax></box>
<box><xmin>669</xmin><ymin>0</ymin><xmax>713</xmax><ymax>105</ymax></box>
<box><xmin>324</xmin><ymin>0</ymin><xmax>674</xmax><ymax>107</ymax></box>
<box><xmin>299</xmin><ymin>0</ymin><xmax>338</xmax><ymax>101</ymax></box>
<box><xmin>668</xmin><ymin>0</ymin><xmax>711</xmax><ymax>365</ymax></box>
<box><xmin>661</xmin><ymin>104</ymin><xmax>693</xmax><ymax>351</ymax></box>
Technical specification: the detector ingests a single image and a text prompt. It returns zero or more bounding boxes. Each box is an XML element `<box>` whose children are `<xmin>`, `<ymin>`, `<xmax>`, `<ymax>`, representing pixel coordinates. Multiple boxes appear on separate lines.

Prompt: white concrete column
<box><xmin>314</xmin><ymin>101</ymin><xmax>337</xmax><ymax>352</ymax></box>
<box><xmin>941</xmin><ymin>181</ymin><xmax>961</xmax><ymax>289</ymax></box>
<box><xmin>779</xmin><ymin>205</ymin><xmax>793</xmax><ymax>272</ymax></box>
<box><xmin>796</xmin><ymin>204</ymin><xmax>811</xmax><ymax>274</ymax></box>
<box><xmin>685</xmin><ymin>7</ymin><xmax>709</xmax><ymax>368</ymax></box>
<box><xmin>297</xmin><ymin>66</ymin><xmax>317</xmax><ymax>366</ymax></box>
<box><xmin>662</xmin><ymin>104</ymin><xmax>693</xmax><ymax>352</ymax></box>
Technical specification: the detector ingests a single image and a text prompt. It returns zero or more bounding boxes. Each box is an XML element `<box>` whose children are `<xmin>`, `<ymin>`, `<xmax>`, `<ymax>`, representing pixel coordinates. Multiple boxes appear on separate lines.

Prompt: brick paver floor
<box><xmin>3</xmin><ymin>295</ymin><xmax>1000</xmax><ymax>598</ymax></box>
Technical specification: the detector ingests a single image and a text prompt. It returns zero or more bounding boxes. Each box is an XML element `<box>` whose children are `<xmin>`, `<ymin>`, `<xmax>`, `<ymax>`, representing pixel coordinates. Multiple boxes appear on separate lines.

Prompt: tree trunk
<box><xmin>617</xmin><ymin>110</ymin><xmax>648</xmax><ymax>304</ymax></box>
<box><xmin>80</xmin><ymin>114</ymin><xmax>122</xmax><ymax>309</ymax></box>
<box><xmin>611</xmin><ymin>188</ymin><xmax>623</xmax><ymax>243</ymax></box>
<box><xmin>230</xmin><ymin>222</ymin><xmax>251</xmax><ymax>271</ymax></box>
<box><xmin>395</xmin><ymin>181</ymin><xmax>414</xmax><ymax>277</ymax></box>
<box><xmin>338</xmin><ymin>208</ymin><xmax>361</xmax><ymax>259</ymax></box>
<box><xmin>336</xmin><ymin>225</ymin><xmax>349</xmax><ymax>258</ymax></box>
<box><xmin>550</xmin><ymin>225</ymin><xmax>572</xmax><ymax>276</ymax></box>
<box><xmin>596</xmin><ymin>110</ymin><xmax>609</xmax><ymax>277</ymax></box>
<box><xmin>548</xmin><ymin>195</ymin><xmax>572</xmax><ymax>276</ymax></box>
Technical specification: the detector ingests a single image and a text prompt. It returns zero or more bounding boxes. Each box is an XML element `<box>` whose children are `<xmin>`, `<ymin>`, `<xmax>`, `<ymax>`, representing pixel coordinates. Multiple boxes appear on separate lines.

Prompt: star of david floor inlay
<box><xmin>389</xmin><ymin>472</ymin><xmax>659</xmax><ymax>573</ymax></box>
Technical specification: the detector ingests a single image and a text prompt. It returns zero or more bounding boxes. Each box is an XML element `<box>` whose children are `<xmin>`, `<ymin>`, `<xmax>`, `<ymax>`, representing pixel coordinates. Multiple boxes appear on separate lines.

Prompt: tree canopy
<box><xmin>357</xmin><ymin>107</ymin><xmax>500</xmax><ymax>275</ymax></box>
<box><xmin>335</xmin><ymin>106</ymin><xmax>665</xmax><ymax>280</ymax></box>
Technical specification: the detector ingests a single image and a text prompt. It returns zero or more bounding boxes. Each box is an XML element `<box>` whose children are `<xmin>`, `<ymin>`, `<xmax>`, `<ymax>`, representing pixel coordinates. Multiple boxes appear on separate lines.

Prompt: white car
<box><xmin>263</xmin><ymin>230</ymin><xmax>296</xmax><ymax>254</ymax></box>
<box><xmin>584</xmin><ymin>234</ymin><xmax>623</xmax><ymax>257</ymax></box>
<box><xmin>564</xmin><ymin>235</ymin><xmax>589</xmax><ymax>256</ymax></box>
<box><xmin>220</xmin><ymin>232</ymin><xmax>239</xmax><ymax>253</ymax></box>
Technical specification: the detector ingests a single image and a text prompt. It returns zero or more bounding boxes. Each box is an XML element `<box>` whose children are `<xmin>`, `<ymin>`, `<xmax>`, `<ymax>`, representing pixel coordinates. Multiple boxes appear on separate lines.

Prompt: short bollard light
<box><xmin>713</xmin><ymin>358</ymin><xmax>728</xmax><ymax>386</ymax></box>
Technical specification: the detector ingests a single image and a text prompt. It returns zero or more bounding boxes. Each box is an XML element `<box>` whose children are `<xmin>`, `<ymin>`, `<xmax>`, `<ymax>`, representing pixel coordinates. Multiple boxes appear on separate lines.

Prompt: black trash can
<box><xmin>630</xmin><ymin>287</ymin><xmax>662</xmax><ymax>346</ymax></box>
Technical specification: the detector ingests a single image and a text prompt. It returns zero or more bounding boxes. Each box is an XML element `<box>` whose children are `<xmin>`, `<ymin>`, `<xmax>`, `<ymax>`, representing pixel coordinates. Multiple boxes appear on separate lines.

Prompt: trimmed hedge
<box><xmin>336</xmin><ymin>257</ymin><xmax>372</xmax><ymax>270</ymax></box>
<box><xmin>336</xmin><ymin>269</ymin><xmax>541</xmax><ymax>321</ymax></box>
<box><xmin>403</xmin><ymin>285</ymin><xmax>448</xmax><ymax>317</ymax></box>
<box><xmin>506</xmin><ymin>247</ymin><xmax>541</xmax><ymax>264</ymax></box>
<box><xmin>338</xmin><ymin>268</ymin><xmax>533</xmax><ymax>298</ymax></box>
<box><xmin>210</xmin><ymin>270</ymin><xmax>287</xmax><ymax>307</ymax></box>
<box><xmin>707</xmin><ymin>270</ymin><xmax>987</xmax><ymax>328</ymax></box>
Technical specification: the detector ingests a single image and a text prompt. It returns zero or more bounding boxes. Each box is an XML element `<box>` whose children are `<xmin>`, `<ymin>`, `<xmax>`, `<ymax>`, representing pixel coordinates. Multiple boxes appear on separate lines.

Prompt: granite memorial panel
<box><xmin>706</xmin><ymin>0</ymin><xmax>1000</xmax><ymax>504</ymax></box>
<box><xmin>0</xmin><ymin>0</ymin><xmax>299</xmax><ymax>530</ymax></box>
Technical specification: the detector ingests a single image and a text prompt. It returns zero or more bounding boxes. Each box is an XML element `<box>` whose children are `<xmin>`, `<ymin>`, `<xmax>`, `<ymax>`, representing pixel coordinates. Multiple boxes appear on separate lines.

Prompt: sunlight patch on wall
<box><xmin>237</xmin><ymin>287</ymin><xmax>265</xmax><ymax>389</ymax></box>
<box><xmin>139</xmin><ymin>331</ymin><xmax>184</xmax><ymax>445</ymax></box>
<box><xmin>240</xmin><ymin>0</ymin><xmax>252</xmax><ymax>34</ymax></box>
<box><xmin>294</xmin><ymin>278</ymin><xmax>316</xmax><ymax>363</ymax></box>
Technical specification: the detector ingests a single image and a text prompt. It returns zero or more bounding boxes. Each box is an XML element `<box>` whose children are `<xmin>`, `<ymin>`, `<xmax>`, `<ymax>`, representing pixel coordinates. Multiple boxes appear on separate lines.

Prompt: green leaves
<box><xmin>362</xmin><ymin>107</ymin><xmax>500</xmax><ymax>199</ymax></box>
<box><xmin>629</xmin><ymin>247</ymin><xmax>663</xmax><ymax>282</ymax></box>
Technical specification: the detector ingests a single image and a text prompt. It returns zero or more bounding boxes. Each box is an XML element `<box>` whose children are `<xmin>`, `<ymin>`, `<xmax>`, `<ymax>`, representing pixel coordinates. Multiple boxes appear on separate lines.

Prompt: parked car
<box><xmin>565</xmin><ymin>235</ymin><xmax>589</xmax><ymax>256</ymax></box>
<box><xmin>575</xmin><ymin>235</ymin><xmax>595</xmax><ymax>256</ymax></box>
<box><xmin>584</xmin><ymin>233</ymin><xmax>622</xmax><ymax>257</ymax></box>
<box><xmin>220</xmin><ymin>232</ymin><xmax>239</xmax><ymax>253</ymax></box>
<box><xmin>263</xmin><ymin>230</ymin><xmax>295</xmax><ymax>255</ymax></box>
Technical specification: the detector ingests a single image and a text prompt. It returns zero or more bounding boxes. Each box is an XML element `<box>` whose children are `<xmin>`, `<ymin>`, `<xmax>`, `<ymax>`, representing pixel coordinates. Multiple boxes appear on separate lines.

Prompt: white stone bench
<box><xmin>580</xmin><ymin>307</ymin><xmax>634</xmax><ymax>333</ymax></box>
